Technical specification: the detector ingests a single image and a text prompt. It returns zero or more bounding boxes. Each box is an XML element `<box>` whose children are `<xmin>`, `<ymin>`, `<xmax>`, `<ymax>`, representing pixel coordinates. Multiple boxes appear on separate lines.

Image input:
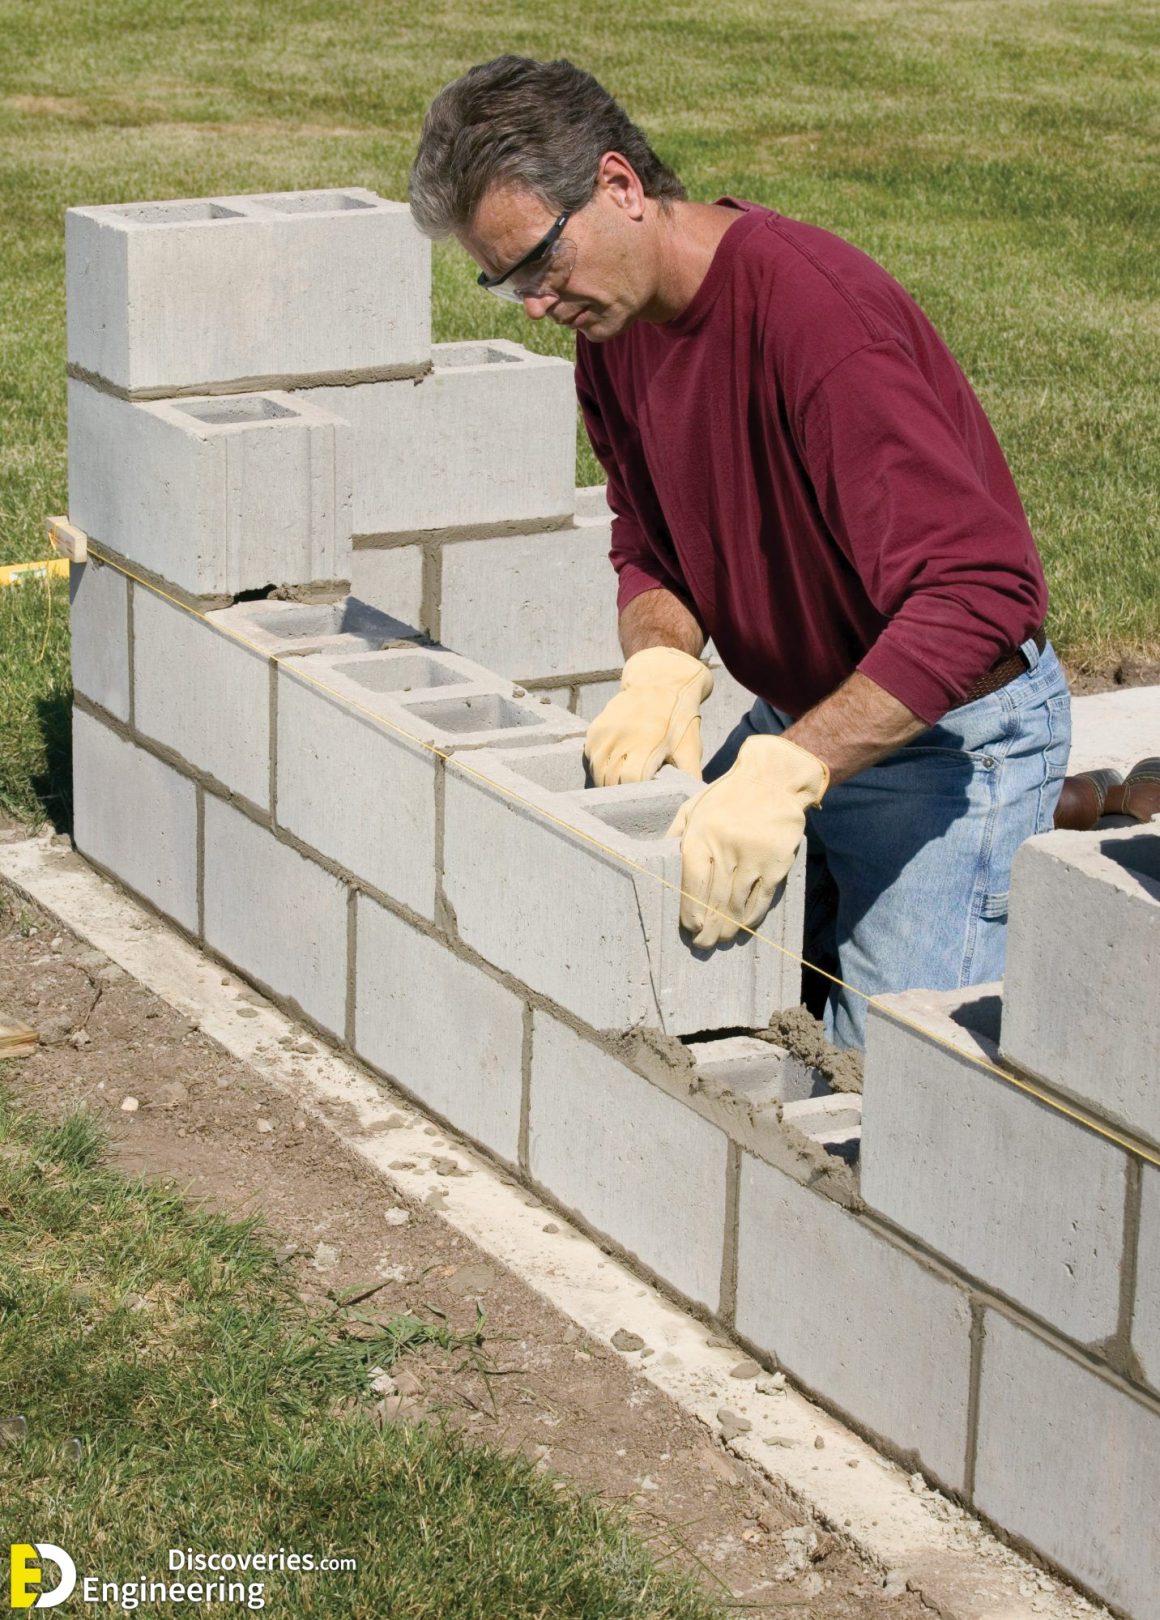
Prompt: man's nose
<box><xmin>521</xmin><ymin>292</ymin><xmax>555</xmax><ymax>320</ymax></box>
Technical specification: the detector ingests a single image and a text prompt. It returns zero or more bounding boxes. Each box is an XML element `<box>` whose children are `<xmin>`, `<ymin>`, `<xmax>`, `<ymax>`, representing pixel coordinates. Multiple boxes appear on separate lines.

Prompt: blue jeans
<box><xmin>703</xmin><ymin>638</ymin><xmax>1071</xmax><ymax>1049</ymax></box>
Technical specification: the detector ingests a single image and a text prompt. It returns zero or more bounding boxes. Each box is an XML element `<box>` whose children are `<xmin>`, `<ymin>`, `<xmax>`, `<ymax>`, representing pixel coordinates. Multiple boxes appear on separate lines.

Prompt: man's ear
<box><xmin>594</xmin><ymin>150</ymin><xmax>647</xmax><ymax>220</ymax></box>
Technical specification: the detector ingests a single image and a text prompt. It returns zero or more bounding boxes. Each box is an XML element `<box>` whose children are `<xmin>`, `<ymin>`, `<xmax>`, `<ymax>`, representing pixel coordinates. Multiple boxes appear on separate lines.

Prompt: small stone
<box><xmin>236</xmin><ymin>1007</ymin><xmax>259</xmax><ymax>1019</ymax></box>
<box><xmin>431</xmin><ymin>1155</ymin><xmax>464</xmax><ymax>1177</ymax></box>
<box><xmin>384</xmin><ymin>1207</ymin><xmax>410</xmax><ymax>1227</ymax></box>
<box><xmin>67</xmin><ymin>1028</ymin><xmax>92</xmax><ymax>1050</ymax></box>
<box><xmin>512</xmin><ymin>687</ymin><xmax>526</xmax><ymax>698</ymax></box>
<box><xmin>847</xmin><ymin>1458</ymin><xmax>859</xmax><ymax>1468</ymax></box>
<box><xmin>755</xmin><ymin>1374</ymin><xmax>786</xmax><ymax>1396</ymax></box>
<box><xmin>611</xmin><ymin>1329</ymin><xmax>645</xmax><ymax>1353</ymax></box>
<box><xmin>729</xmin><ymin>1358</ymin><xmax>761</xmax><ymax>1379</ymax></box>
<box><xmin>716</xmin><ymin>1408</ymin><xmax>752</xmax><ymax>1442</ymax></box>
<box><xmin>542</xmin><ymin>1222</ymin><xmax>559</xmax><ymax>1234</ymax></box>
<box><xmin>277</xmin><ymin>1036</ymin><xmax>295</xmax><ymax>1049</ymax></box>
<box><xmin>291</xmin><ymin>1039</ymin><xmax>315</xmax><ymax>1055</ymax></box>
<box><xmin>155</xmin><ymin>1082</ymin><xmax>188</xmax><ymax>1108</ymax></box>
<box><xmin>393</xmin><ymin>1369</ymin><xmax>422</xmax><ymax>1397</ymax></box>
<box><xmin>883</xmin><ymin>1571</ymin><xmax>907</xmax><ymax>1597</ymax></box>
<box><xmin>50</xmin><ymin>936</ymin><xmax>64</xmax><ymax>953</ymax></box>
<box><xmin>0</xmin><ymin>1415</ymin><xmax>28</xmax><ymax>1448</ymax></box>
<box><xmin>423</xmin><ymin>1125</ymin><xmax>439</xmax><ymax>1137</ymax></box>
<box><xmin>639</xmin><ymin>1347</ymin><xmax>654</xmax><ymax>1359</ymax></box>
<box><xmin>814</xmin><ymin>1434</ymin><xmax>826</xmax><ymax>1449</ymax></box>
<box><xmin>311</xmin><ymin>1243</ymin><xmax>339</xmax><ymax>1271</ymax></box>
<box><xmin>60</xmin><ymin>1437</ymin><xmax>83</xmax><ymax>1466</ymax></box>
<box><xmin>256</xmin><ymin>1119</ymin><xmax>274</xmax><ymax>1134</ymax></box>
<box><xmin>388</xmin><ymin>1159</ymin><xmax>416</xmax><ymax>1171</ymax></box>
<box><xmin>908</xmin><ymin>1471</ymin><xmax>926</xmax><ymax>1495</ymax></box>
<box><xmin>424</xmin><ymin>1188</ymin><xmax>448</xmax><ymax>1208</ymax></box>
<box><xmin>368</xmin><ymin>1368</ymin><xmax>397</xmax><ymax>1396</ymax></box>
<box><xmin>705</xmin><ymin>1336</ymin><xmax>730</xmax><ymax>1347</ymax></box>
<box><xmin>120</xmin><ymin>1096</ymin><xmax>139</xmax><ymax>1113</ymax></box>
<box><xmin>220</xmin><ymin>976</ymin><xmax>230</xmax><ymax>985</ymax></box>
<box><xmin>801</xmin><ymin>1572</ymin><xmax>824</xmax><ymax>1597</ymax></box>
<box><xmin>445</xmin><ymin>1263</ymin><xmax>497</xmax><ymax>1297</ymax></box>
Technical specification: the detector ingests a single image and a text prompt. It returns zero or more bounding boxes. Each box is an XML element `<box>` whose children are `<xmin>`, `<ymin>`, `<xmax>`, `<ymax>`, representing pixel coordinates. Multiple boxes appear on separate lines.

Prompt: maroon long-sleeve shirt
<box><xmin>574</xmin><ymin>199</ymin><xmax>1048</xmax><ymax>725</ymax></box>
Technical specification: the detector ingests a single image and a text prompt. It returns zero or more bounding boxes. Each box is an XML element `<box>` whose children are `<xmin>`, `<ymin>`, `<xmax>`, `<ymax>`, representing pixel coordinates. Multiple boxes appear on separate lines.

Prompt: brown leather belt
<box><xmin>952</xmin><ymin>624</ymin><xmax>1047</xmax><ymax>707</ymax></box>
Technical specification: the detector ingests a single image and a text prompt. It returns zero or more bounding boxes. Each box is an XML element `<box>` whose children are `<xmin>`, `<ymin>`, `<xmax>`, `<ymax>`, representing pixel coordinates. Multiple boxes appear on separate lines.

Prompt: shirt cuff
<box><xmin>856</xmin><ymin>638</ymin><xmax>964</xmax><ymax>727</ymax></box>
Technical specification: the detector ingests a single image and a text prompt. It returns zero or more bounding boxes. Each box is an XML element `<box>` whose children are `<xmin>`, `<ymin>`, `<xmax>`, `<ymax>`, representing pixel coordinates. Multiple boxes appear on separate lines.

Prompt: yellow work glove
<box><xmin>585</xmin><ymin>647</ymin><xmax>715</xmax><ymax>787</ymax></box>
<box><xmin>665</xmin><ymin>734</ymin><xmax>829</xmax><ymax>949</ymax></box>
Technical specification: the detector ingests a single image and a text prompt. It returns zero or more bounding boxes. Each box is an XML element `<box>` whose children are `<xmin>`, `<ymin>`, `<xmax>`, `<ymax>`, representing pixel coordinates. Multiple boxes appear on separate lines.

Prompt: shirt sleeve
<box><xmin>798</xmin><ymin>339</ymin><xmax>1048</xmax><ymax>724</ymax></box>
<box><xmin>574</xmin><ymin>345</ymin><xmax>693</xmax><ymax>616</ymax></box>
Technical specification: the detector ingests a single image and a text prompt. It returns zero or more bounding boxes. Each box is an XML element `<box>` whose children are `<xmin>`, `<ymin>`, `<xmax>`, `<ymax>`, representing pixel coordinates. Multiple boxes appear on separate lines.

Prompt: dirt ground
<box><xmin>1061</xmin><ymin>653</ymin><xmax>1160</xmax><ymax>697</ymax></box>
<box><xmin>0</xmin><ymin>869</ymin><xmax>933</xmax><ymax>1617</ymax></box>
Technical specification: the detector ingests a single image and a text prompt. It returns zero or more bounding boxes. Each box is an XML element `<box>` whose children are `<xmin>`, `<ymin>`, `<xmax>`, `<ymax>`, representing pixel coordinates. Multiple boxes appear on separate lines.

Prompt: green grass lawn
<box><xmin>1</xmin><ymin>0</ymin><xmax>1157</xmax><ymax>827</ymax></box>
<box><xmin>0</xmin><ymin>1084</ymin><xmax>731</xmax><ymax>1618</ymax></box>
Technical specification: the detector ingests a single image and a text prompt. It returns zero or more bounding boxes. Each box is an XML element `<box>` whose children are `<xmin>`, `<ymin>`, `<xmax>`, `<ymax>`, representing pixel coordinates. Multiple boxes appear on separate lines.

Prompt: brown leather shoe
<box><xmin>1054</xmin><ymin>768</ymin><xmax>1123</xmax><ymax>830</ymax></box>
<box><xmin>1105</xmin><ymin>757</ymin><xmax>1160</xmax><ymax>823</ymax></box>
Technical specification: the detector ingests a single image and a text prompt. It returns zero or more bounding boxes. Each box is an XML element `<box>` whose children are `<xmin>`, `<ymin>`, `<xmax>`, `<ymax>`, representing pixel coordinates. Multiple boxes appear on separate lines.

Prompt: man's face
<box><xmin>457</xmin><ymin>170</ymin><xmax>653</xmax><ymax>343</ymax></box>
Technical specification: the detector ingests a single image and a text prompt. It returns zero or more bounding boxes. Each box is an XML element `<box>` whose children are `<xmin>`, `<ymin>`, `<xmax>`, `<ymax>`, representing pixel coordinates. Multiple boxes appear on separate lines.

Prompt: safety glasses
<box><xmin>476</xmin><ymin>211</ymin><xmax>576</xmax><ymax>303</ymax></box>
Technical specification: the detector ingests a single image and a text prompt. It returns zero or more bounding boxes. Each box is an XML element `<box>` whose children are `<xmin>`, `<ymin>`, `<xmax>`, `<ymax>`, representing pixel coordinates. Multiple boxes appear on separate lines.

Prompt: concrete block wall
<box><xmin>66</xmin><ymin>188</ymin><xmax>1160</xmax><ymax>1619</ymax></box>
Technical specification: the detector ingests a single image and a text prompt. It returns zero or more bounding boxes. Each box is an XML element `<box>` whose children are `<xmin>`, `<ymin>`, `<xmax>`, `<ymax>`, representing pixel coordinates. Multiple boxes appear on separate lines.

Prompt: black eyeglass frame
<box><xmin>476</xmin><ymin>211</ymin><xmax>571</xmax><ymax>293</ymax></box>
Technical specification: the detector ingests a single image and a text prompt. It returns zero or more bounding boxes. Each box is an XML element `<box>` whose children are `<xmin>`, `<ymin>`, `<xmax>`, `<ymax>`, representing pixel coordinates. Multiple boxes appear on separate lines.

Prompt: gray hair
<box><xmin>409</xmin><ymin>55</ymin><xmax>686</xmax><ymax>238</ymax></box>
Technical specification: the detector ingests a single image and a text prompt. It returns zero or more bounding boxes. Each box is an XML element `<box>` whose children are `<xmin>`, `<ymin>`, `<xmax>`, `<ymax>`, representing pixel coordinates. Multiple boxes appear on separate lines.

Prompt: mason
<box><xmin>409</xmin><ymin>55</ymin><xmax>1069</xmax><ymax>1049</ymax></box>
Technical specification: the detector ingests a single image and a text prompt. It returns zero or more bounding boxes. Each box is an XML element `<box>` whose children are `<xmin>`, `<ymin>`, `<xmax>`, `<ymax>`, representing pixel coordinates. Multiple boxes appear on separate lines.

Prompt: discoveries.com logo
<box><xmin>9</xmin><ymin>1545</ymin><xmax>77</xmax><ymax>1609</ymax></box>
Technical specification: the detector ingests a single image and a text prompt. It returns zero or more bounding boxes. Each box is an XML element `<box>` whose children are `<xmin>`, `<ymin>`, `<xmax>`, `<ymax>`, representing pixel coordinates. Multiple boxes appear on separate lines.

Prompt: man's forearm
<box><xmin>618</xmin><ymin>587</ymin><xmax>706</xmax><ymax>661</ymax></box>
<box><xmin>784</xmin><ymin>671</ymin><xmax>928</xmax><ymax>787</ymax></box>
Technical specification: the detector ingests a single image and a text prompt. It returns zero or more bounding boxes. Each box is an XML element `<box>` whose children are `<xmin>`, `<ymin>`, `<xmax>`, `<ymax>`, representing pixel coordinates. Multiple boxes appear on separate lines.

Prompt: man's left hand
<box><xmin>665</xmin><ymin>734</ymin><xmax>829</xmax><ymax>947</ymax></box>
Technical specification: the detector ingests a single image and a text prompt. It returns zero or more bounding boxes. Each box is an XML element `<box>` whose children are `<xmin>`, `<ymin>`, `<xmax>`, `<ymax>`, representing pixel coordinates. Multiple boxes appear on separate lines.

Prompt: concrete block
<box><xmin>573</xmin><ymin>483</ymin><xmax>610</xmax><ymax>520</ymax></box>
<box><xmin>1069</xmin><ymin>685</ymin><xmax>1160</xmax><ymax>776</ymax></box>
<box><xmin>202</xmin><ymin>795</ymin><xmax>348</xmax><ymax>1036</ymax></box>
<box><xmin>69</xmin><ymin>558</ymin><xmax>129</xmax><ymax>720</ymax></box>
<box><xmin>1133</xmin><ymin>1165</ymin><xmax>1160</xmax><ymax>1392</ymax></box>
<box><xmin>702</xmin><ymin>659</ymin><xmax>758</xmax><ymax>766</ymax></box>
<box><xmin>574</xmin><ymin>678</ymin><xmax>619</xmax><ymax>722</ymax></box>
<box><xmin>528</xmin><ymin>1011</ymin><xmax>729</xmax><ymax>1308</ymax></box>
<box><xmin>1000</xmin><ymin>825</ymin><xmax>1160</xmax><ymax>1147</ymax></box>
<box><xmin>206</xmin><ymin>595</ymin><xmax>417</xmax><ymax>658</ymax></box>
<box><xmin>439</xmin><ymin>520</ymin><xmax>621</xmax><ymax>682</ymax></box>
<box><xmin>441</xmin><ymin>739</ymin><xmax>801</xmax><ymax>1035</ymax></box>
<box><xmin>354</xmin><ymin>897</ymin><xmax>524</xmax><ymax>1163</ymax></box>
<box><xmin>72</xmin><ymin>709</ymin><xmax>197</xmax><ymax>932</ymax></box>
<box><xmin>66</xmin><ymin>189</ymin><xmax>429</xmax><ymax>394</ymax></box>
<box><xmin>736</xmin><ymin>1152</ymin><xmax>972</xmax><ymax>1489</ymax></box>
<box><xmin>687</xmin><ymin>1035</ymin><xmax>827</xmax><ymax>1105</ymax></box>
<box><xmin>274</xmin><ymin>660</ymin><xmax>438</xmax><ymax>918</ymax></box>
<box><xmin>68</xmin><ymin>381</ymin><xmax>352</xmax><ymax>599</ymax></box>
<box><xmin>349</xmin><ymin>545</ymin><xmax>425</xmax><ymax>630</ymax></box>
<box><xmin>781</xmin><ymin>1092</ymin><xmax>863</xmax><ymax>1160</ymax></box>
<box><xmin>975</xmin><ymin>1310</ymin><xmax>1160</xmax><ymax>1619</ymax></box>
<box><xmin>280</xmin><ymin>650</ymin><xmax>584</xmax><ymax>763</ymax></box>
<box><xmin>302</xmin><ymin>341</ymin><xmax>575</xmax><ymax>536</ymax></box>
<box><xmin>862</xmin><ymin>985</ymin><xmax>1128</xmax><ymax>1345</ymax></box>
<box><xmin>133</xmin><ymin>588</ymin><xmax>269</xmax><ymax>810</ymax></box>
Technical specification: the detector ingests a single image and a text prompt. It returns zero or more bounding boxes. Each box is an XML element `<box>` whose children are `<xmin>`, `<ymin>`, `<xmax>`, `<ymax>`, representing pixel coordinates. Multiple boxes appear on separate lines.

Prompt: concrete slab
<box><xmin>1068</xmin><ymin>686</ymin><xmax>1160</xmax><ymax>776</ymax></box>
<box><xmin>1133</xmin><ymin>1165</ymin><xmax>1160</xmax><ymax>1394</ymax></box>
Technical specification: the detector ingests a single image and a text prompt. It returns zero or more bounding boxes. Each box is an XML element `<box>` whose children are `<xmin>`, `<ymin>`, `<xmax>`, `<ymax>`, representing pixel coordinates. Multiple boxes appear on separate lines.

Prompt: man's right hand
<box><xmin>585</xmin><ymin>647</ymin><xmax>715</xmax><ymax>786</ymax></box>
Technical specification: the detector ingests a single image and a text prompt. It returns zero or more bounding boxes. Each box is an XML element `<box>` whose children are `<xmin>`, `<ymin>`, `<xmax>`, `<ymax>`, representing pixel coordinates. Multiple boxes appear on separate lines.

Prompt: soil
<box><xmin>1061</xmin><ymin>654</ymin><xmax>1160</xmax><ymax>697</ymax></box>
<box><xmin>0</xmin><ymin>872</ymin><xmax>927</xmax><ymax>1617</ymax></box>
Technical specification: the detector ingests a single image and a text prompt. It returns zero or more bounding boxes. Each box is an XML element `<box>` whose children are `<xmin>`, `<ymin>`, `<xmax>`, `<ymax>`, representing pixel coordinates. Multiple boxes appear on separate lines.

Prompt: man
<box><xmin>409</xmin><ymin>55</ymin><xmax>1070</xmax><ymax>1048</ymax></box>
